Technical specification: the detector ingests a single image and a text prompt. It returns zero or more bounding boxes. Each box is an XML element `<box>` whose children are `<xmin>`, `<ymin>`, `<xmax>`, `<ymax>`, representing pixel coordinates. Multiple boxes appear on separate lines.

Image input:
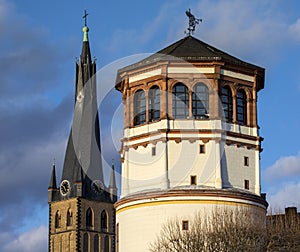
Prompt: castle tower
<box><xmin>115</xmin><ymin>35</ymin><xmax>268</xmax><ymax>251</ymax></box>
<box><xmin>48</xmin><ymin>18</ymin><xmax>117</xmax><ymax>252</ymax></box>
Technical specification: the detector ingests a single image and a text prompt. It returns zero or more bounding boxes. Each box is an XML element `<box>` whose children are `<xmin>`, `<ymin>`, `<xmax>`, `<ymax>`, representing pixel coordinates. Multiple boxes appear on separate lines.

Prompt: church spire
<box><xmin>109</xmin><ymin>160</ymin><xmax>118</xmax><ymax>203</ymax></box>
<box><xmin>48</xmin><ymin>163</ymin><xmax>57</xmax><ymax>189</ymax></box>
<box><xmin>59</xmin><ymin>12</ymin><xmax>106</xmax><ymax>201</ymax></box>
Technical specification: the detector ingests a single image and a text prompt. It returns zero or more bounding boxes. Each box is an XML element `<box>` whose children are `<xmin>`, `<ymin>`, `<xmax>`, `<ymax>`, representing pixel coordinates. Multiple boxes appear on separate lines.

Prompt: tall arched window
<box><xmin>83</xmin><ymin>233</ymin><xmax>89</xmax><ymax>252</ymax></box>
<box><xmin>172</xmin><ymin>83</ymin><xmax>189</xmax><ymax>119</ymax></box>
<box><xmin>237</xmin><ymin>89</ymin><xmax>247</xmax><ymax>125</ymax></box>
<box><xmin>86</xmin><ymin>207</ymin><xmax>93</xmax><ymax>228</ymax></box>
<box><xmin>221</xmin><ymin>86</ymin><xmax>233</xmax><ymax>122</ymax></box>
<box><xmin>94</xmin><ymin>234</ymin><xmax>99</xmax><ymax>252</ymax></box>
<box><xmin>55</xmin><ymin>211</ymin><xmax>61</xmax><ymax>228</ymax></box>
<box><xmin>104</xmin><ymin>236</ymin><xmax>109</xmax><ymax>252</ymax></box>
<box><xmin>134</xmin><ymin>89</ymin><xmax>146</xmax><ymax>126</ymax></box>
<box><xmin>148</xmin><ymin>86</ymin><xmax>160</xmax><ymax>122</ymax></box>
<box><xmin>101</xmin><ymin>210</ymin><xmax>108</xmax><ymax>231</ymax></box>
<box><xmin>67</xmin><ymin>209</ymin><xmax>72</xmax><ymax>226</ymax></box>
<box><xmin>192</xmin><ymin>83</ymin><xmax>209</xmax><ymax>119</ymax></box>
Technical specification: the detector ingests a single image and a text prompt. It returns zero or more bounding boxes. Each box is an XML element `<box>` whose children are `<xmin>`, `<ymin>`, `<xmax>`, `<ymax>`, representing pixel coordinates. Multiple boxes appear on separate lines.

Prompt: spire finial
<box><xmin>82</xmin><ymin>10</ymin><xmax>90</xmax><ymax>42</ymax></box>
<box><xmin>83</xmin><ymin>10</ymin><xmax>89</xmax><ymax>27</ymax></box>
<box><xmin>185</xmin><ymin>9</ymin><xmax>202</xmax><ymax>36</ymax></box>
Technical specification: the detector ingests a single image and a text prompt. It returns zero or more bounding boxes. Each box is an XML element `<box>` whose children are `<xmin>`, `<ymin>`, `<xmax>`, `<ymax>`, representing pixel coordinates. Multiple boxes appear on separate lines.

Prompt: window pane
<box><xmin>192</xmin><ymin>83</ymin><xmax>209</xmax><ymax>119</ymax></box>
<box><xmin>172</xmin><ymin>83</ymin><xmax>189</xmax><ymax>119</ymax></box>
<box><xmin>236</xmin><ymin>89</ymin><xmax>247</xmax><ymax>124</ymax></box>
<box><xmin>221</xmin><ymin>86</ymin><xmax>233</xmax><ymax>122</ymax></box>
<box><xmin>134</xmin><ymin>90</ymin><xmax>146</xmax><ymax>126</ymax></box>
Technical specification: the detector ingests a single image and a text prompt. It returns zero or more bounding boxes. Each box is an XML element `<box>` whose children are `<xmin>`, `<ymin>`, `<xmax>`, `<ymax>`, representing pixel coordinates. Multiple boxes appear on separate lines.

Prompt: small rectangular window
<box><xmin>199</xmin><ymin>144</ymin><xmax>205</xmax><ymax>154</ymax></box>
<box><xmin>244</xmin><ymin>180</ymin><xmax>249</xmax><ymax>190</ymax></box>
<box><xmin>152</xmin><ymin>146</ymin><xmax>156</xmax><ymax>156</ymax></box>
<box><xmin>244</xmin><ymin>156</ymin><xmax>249</xmax><ymax>166</ymax></box>
<box><xmin>182</xmin><ymin>220</ymin><xmax>189</xmax><ymax>230</ymax></box>
<box><xmin>190</xmin><ymin>175</ymin><xmax>197</xmax><ymax>185</ymax></box>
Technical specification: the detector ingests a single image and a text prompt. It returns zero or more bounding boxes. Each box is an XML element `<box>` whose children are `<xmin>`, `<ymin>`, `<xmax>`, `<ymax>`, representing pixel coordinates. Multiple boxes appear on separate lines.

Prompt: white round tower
<box><xmin>114</xmin><ymin>36</ymin><xmax>268</xmax><ymax>252</ymax></box>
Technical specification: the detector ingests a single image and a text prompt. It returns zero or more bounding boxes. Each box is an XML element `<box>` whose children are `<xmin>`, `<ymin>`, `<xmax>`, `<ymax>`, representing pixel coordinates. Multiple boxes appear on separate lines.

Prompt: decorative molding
<box><xmin>221</xmin><ymin>69</ymin><xmax>254</xmax><ymax>82</ymax></box>
<box><xmin>129</xmin><ymin>69</ymin><xmax>162</xmax><ymax>83</ymax></box>
<box><xmin>168</xmin><ymin>67</ymin><xmax>215</xmax><ymax>74</ymax></box>
<box><xmin>115</xmin><ymin>189</ymin><xmax>268</xmax><ymax>210</ymax></box>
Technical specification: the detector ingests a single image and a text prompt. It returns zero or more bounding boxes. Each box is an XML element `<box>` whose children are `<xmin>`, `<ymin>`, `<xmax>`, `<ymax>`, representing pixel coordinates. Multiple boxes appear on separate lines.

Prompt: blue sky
<box><xmin>1</xmin><ymin>0</ymin><xmax>300</xmax><ymax>251</ymax></box>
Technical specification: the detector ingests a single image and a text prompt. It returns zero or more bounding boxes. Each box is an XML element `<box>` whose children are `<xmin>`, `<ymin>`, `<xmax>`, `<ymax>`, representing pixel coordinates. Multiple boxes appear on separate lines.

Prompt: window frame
<box><xmin>101</xmin><ymin>210</ymin><xmax>108</xmax><ymax>231</ymax></box>
<box><xmin>182</xmin><ymin>220</ymin><xmax>189</xmax><ymax>231</ymax></box>
<box><xmin>67</xmin><ymin>209</ymin><xmax>72</xmax><ymax>226</ymax></box>
<box><xmin>148</xmin><ymin>86</ymin><xmax>160</xmax><ymax>122</ymax></box>
<box><xmin>172</xmin><ymin>83</ymin><xmax>189</xmax><ymax>119</ymax></box>
<box><xmin>86</xmin><ymin>207</ymin><xmax>93</xmax><ymax>228</ymax></box>
<box><xmin>244</xmin><ymin>179</ymin><xmax>249</xmax><ymax>190</ymax></box>
<box><xmin>133</xmin><ymin>89</ymin><xmax>146</xmax><ymax>126</ymax></box>
<box><xmin>237</xmin><ymin>89</ymin><xmax>247</xmax><ymax>125</ymax></box>
<box><xmin>190</xmin><ymin>175</ymin><xmax>197</xmax><ymax>185</ymax></box>
<box><xmin>199</xmin><ymin>144</ymin><xmax>205</xmax><ymax>154</ymax></box>
<box><xmin>221</xmin><ymin>86</ymin><xmax>233</xmax><ymax>122</ymax></box>
<box><xmin>192</xmin><ymin>83</ymin><xmax>209</xmax><ymax>119</ymax></box>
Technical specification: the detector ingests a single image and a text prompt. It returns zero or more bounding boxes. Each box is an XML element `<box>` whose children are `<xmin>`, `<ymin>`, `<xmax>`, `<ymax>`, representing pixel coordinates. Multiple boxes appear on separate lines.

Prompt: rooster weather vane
<box><xmin>185</xmin><ymin>9</ymin><xmax>202</xmax><ymax>36</ymax></box>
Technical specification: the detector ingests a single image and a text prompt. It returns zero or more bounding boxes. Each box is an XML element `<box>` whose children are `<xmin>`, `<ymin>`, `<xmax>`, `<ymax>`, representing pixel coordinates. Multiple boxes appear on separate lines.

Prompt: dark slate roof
<box><xmin>57</xmin><ymin>26</ymin><xmax>110</xmax><ymax>202</ymax></box>
<box><xmin>48</xmin><ymin>164</ymin><xmax>57</xmax><ymax>189</ymax></box>
<box><xmin>117</xmin><ymin>35</ymin><xmax>263</xmax><ymax>73</ymax></box>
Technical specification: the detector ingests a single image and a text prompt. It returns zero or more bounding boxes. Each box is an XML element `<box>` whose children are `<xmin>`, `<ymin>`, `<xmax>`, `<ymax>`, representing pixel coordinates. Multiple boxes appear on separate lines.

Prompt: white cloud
<box><xmin>262</xmin><ymin>152</ymin><xmax>300</xmax><ymax>212</ymax></box>
<box><xmin>263</xmin><ymin>152</ymin><xmax>300</xmax><ymax>182</ymax></box>
<box><xmin>107</xmin><ymin>1</ymin><xmax>183</xmax><ymax>54</ymax></box>
<box><xmin>193</xmin><ymin>0</ymin><xmax>287</xmax><ymax>64</ymax></box>
<box><xmin>3</xmin><ymin>225</ymin><xmax>47</xmax><ymax>252</ymax></box>
<box><xmin>288</xmin><ymin>18</ymin><xmax>300</xmax><ymax>41</ymax></box>
<box><xmin>267</xmin><ymin>181</ymin><xmax>300</xmax><ymax>212</ymax></box>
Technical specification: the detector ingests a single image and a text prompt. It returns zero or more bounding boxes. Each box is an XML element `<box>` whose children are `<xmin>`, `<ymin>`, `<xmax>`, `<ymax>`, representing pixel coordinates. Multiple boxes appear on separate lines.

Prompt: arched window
<box><xmin>104</xmin><ymin>236</ymin><xmax>109</xmax><ymax>252</ymax></box>
<box><xmin>134</xmin><ymin>89</ymin><xmax>146</xmax><ymax>126</ymax></box>
<box><xmin>221</xmin><ymin>86</ymin><xmax>233</xmax><ymax>122</ymax></box>
<box><xmin>148</xmin><ymin>86</ymin><xmax>160</xmax><ymax>122</ymax></box>
<box><xmin>237</xmin><ymin>89</ymin><xmax>247</xmax><ymax>125</ymax></box>
<box><xmin>83</xmin><ymin>233</ymin><xmax>89</xmax><ymax>252</ymax></box>
<box><xmin>192</xmin><ymin>83</ymin><xmax>209</xmax><ymax>119</ymax></box>
<box><xmin>101</xmin><ymin>210</ymin><xmax>108</xmax><ymax>231</ymax></box>
<box><xmin>172</xmin><ymin>83</ymin><xmax>189</xmax><ymax>119</ymax></box>
<box><xmin>94</xmin><ymin>234</ymin><xmax>99</xmax><ymax>252</ymax></box>
<box><xmin>67</xmin><ymin>209</ymin><xmax>72</xmax><ymax>226</ymax></box>
<box><xmin>55</xmin><ymin>211</ymin><xmax>61</xmax><ymax>228</ymax></box>
<box><xmin>86</xmin><ymin>207</ymin><xmax>93</xmax><ymax>228</ymax></box>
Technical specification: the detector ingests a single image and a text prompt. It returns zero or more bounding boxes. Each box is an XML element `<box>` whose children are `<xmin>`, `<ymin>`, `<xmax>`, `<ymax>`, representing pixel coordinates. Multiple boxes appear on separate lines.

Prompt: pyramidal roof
<box><xmin>157</xmin><ymin>36</ymin><xmax>250</xmax><ymax>64</ymax></box>
<box><xmin>118</xmin><ymin>35</ymin><xmax>264</xmax><ymax>73</ymax></box>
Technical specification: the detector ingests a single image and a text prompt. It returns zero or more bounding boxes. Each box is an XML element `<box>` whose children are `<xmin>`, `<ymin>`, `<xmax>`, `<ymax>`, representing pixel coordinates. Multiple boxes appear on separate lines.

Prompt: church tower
<box><xmin>114</xmin><ymin>20</ymin><xmax>268</xmax><ymax>251</ymax></box>
<box><xmin>48</xmin><ymin>16</ymin><xmax>117</xmax><ymax>252</ymax></box>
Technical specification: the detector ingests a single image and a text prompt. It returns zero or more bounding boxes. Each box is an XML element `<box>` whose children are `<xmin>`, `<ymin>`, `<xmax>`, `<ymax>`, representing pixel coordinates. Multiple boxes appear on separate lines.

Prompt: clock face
<box><xmin>91</xmin><ymin>180</ymin><xmax>104</xmax><ymax>194</ymax></box>
<box><xmin>60</xmin><ymin>180</ymin><xmax>71</xmax><ymax>196</ymax></box>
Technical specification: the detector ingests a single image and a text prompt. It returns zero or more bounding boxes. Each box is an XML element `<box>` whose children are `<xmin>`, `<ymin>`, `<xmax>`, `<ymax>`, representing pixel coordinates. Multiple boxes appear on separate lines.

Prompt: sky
<box><xmin>1</xmin><ymin>0</ymin><xmax>300</xmax><ymax>251</ymax></box>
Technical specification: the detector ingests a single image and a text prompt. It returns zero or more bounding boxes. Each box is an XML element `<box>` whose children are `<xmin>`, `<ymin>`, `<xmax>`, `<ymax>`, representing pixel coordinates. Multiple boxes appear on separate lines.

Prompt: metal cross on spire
<box><xmin>83</xmin><ymin>10</ymin><xmax>89</xmax><ymax>27</ymax></box>
<box><xmin>185</xmin><ymin>9</ymin><xmax>202</xmax><ymax>36</ymax></box>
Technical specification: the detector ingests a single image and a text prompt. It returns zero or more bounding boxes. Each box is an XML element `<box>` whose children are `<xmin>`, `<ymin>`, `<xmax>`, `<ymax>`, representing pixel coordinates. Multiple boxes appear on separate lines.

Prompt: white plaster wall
<box><xmin>116</xmin><ymin>197</ymin><xmax>266</xmax><ymax>252</ymax></box>
<box><xmin>122</xmin><ymin>139</ymin><xmax>219</xmax><ymax>195</ymax></box>
<box><xmin>121</xmin><ymin>119</ymin><xmax>259</xmax><ymax>197</ymax></box>
<box><xmin>123</xmin><ymin>141</ymin><xmax>166</xmax><ymax>194</ymax></box>
<box><xmin>168</xmin><ymin>140</ymin><xmax>216</xmax><ymax>188</ymax></box>
<box><xmin>221</xmin><ymin>145</ymin><xmax>256</xmax><ymax>193</ymax></box>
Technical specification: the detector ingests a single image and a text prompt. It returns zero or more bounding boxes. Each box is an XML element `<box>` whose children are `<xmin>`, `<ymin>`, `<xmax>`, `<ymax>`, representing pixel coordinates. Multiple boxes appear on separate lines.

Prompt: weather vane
<box><xmin>185</xmin><ymin>9</ymin><xmax>202</xmax><ymax>36</ymax></box>
<box><xmin>83</xmin><ymin>10</ymin><xmax>89</xmax><ymax>27</ymax></box>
